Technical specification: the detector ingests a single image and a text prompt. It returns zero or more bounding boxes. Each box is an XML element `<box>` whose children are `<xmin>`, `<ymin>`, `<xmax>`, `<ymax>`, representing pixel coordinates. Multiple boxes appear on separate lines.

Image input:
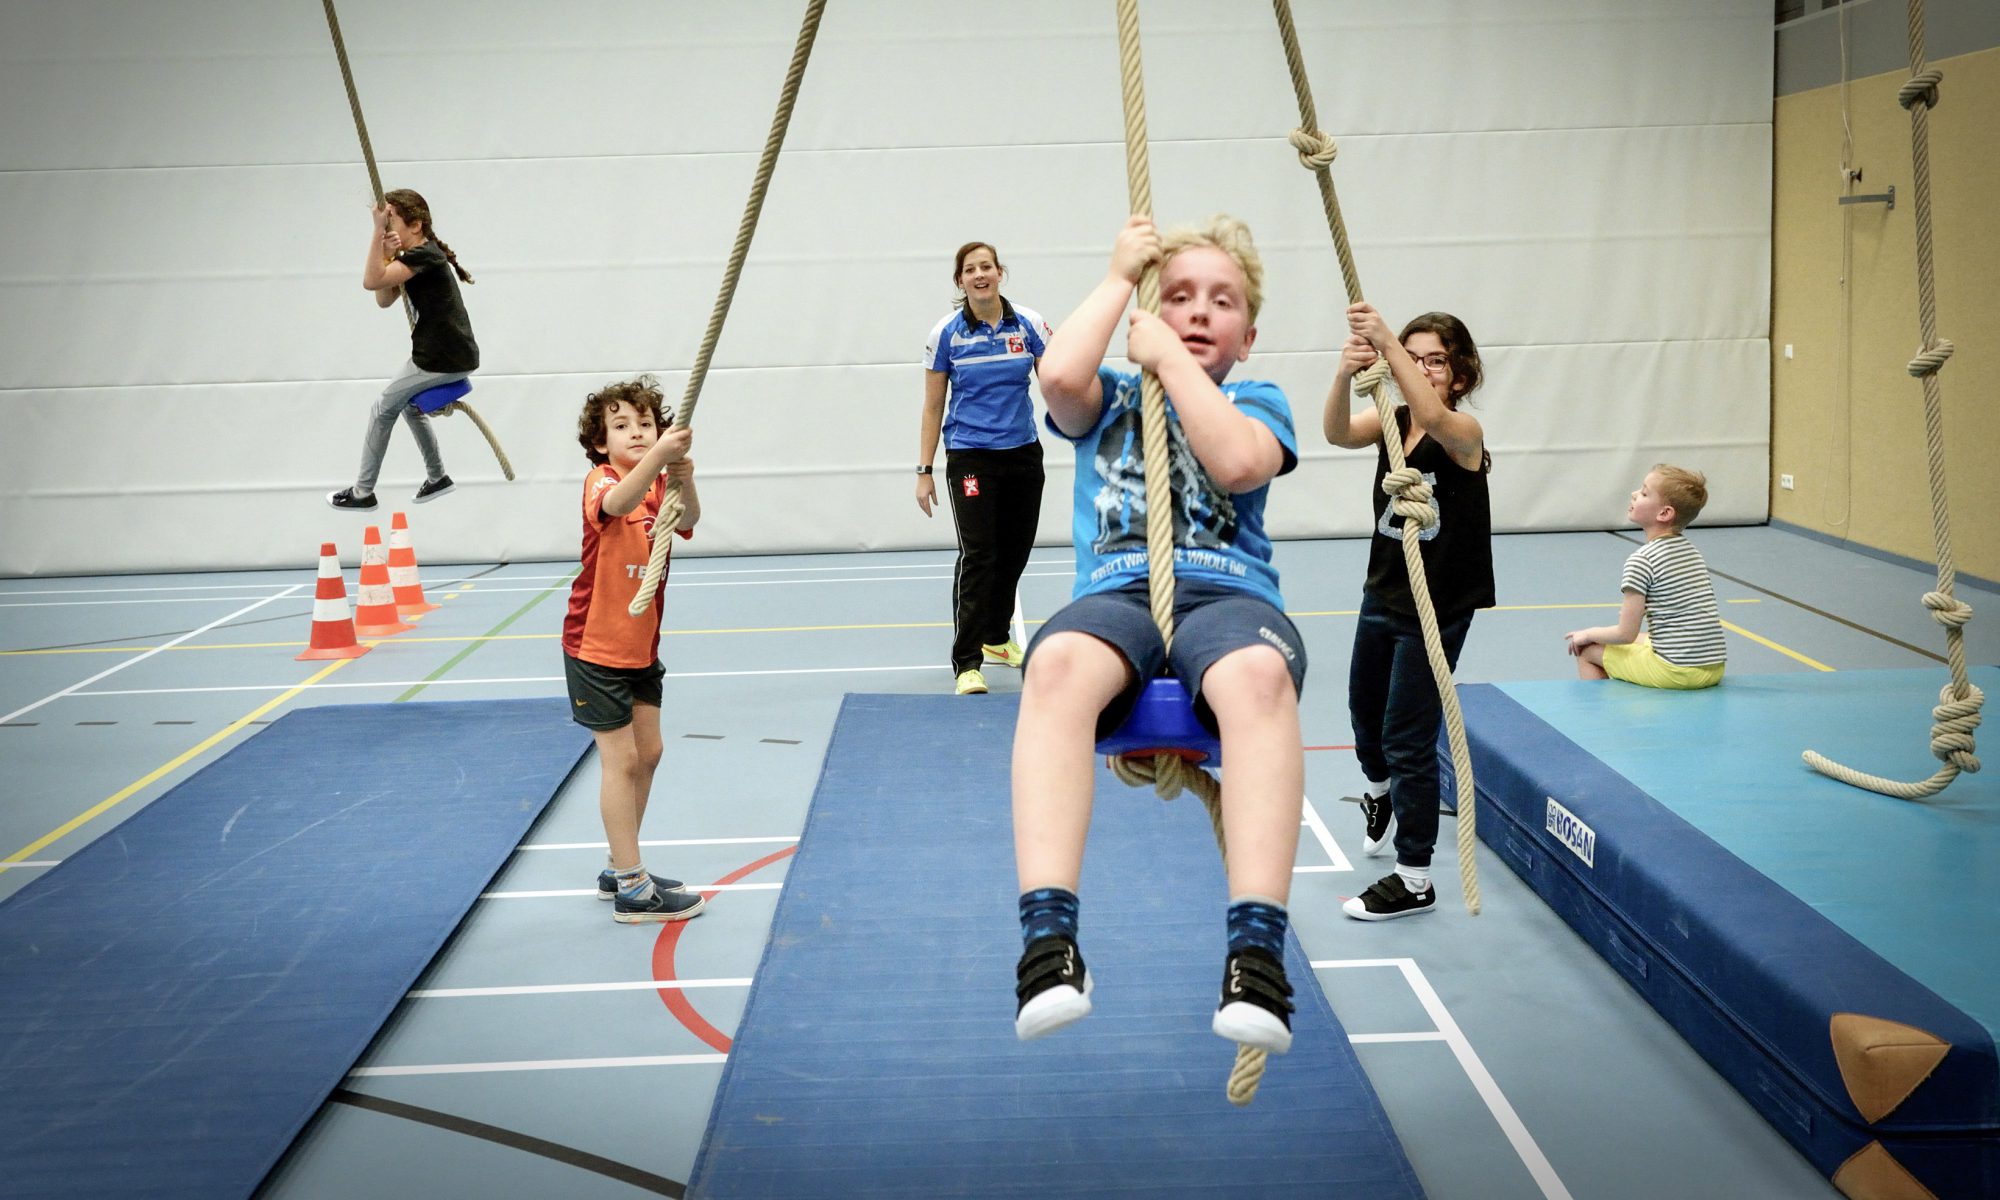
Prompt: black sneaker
<box><xmin>412</xmin><ymin>474</ymin><xmax>456</xmax><ymax>504</ymax></box>
<box><xmin>1211</xmin><ymin>945</ymin><xmax>1295</xmax><ymax>1054</ymax></box>
<box><xmin>613</xmin><ymin>881</ymin><xmax>705</xmax><ymax>924</ymax></box>
<box><xmin>1343</xmin><ymin>873</ymin><xmax>1436</xmax><ymax>921</ymax></box>
<box><xmin>1014</xmin><ymin>934</ymin><xmax>1092</xmax><ymax>1040</ymax></box>
<box><xmin>326</xmin><ymin>487</ymin><xmax>378</xmax><ymax>512</ymax></box>
<box><xmin>1346</xmin><ymin>790</ymin><xmax>1392</xmax><ymax>857</ymax></box>
<box><xmin>598</xmin><ymin>869</ymin><xmax>685</xmax><ymax>900</ymax></box>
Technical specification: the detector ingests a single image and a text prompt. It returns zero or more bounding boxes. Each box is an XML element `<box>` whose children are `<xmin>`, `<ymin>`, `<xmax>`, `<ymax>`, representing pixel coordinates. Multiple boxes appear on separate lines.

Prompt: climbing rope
<box><xmin>1106</xmin><ymin>0</ymin><xmax>1267</xmax><ymax>1108</ymax></box>
<box><xmin>629</xmin><ymin>0</ymin><xmax>826</xmax><ymax>615</ymax></box>
<box><xmin>1803</xmin><ymin>0</ymin><xmax>1981</xmax><ymax>797</ymax></box>
<box><xmin>1269</xmin><ymin>0</ymin><xmax>1482</xmax><ymax>915</ymax></box>
<box><xmin>319</xmin><ymin>0</ymin><xmax>515</xmax><ymax>481</ymax></box>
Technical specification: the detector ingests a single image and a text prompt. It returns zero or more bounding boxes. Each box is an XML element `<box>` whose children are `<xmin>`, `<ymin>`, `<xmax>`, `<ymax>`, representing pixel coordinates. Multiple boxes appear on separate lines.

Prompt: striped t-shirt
<box><xmin>1621</xmin><ymin>534</ymin><xmax>1726</xmax><ymax>667</ymax></box>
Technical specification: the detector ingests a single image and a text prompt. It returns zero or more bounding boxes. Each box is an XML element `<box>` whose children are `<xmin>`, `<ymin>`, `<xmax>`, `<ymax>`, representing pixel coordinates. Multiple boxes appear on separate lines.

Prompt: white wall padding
<box><xmin>0</xmin><ymin>1</ymin><xmax>1772</xmax><ymax>575</ymax></box>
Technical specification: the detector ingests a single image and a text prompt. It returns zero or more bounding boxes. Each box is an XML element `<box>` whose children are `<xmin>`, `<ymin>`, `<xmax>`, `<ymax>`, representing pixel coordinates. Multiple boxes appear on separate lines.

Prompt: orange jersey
<box><xmin>562</xmin><ymin>464</ymin><xmax>692</xmax><ymax>668</ymax></box>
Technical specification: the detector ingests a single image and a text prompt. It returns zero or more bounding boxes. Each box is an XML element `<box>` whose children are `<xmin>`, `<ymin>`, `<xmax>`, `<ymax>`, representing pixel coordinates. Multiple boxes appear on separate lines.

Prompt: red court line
<box><xmin>651</xmin><ymin>845</ymin><xmax>798</xmax><ymax>1053</ymax></box>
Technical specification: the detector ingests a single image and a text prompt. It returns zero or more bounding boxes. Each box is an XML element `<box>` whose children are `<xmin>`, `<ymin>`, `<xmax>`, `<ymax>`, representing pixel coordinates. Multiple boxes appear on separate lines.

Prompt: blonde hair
<box><xmin>1161</xmin><ymin>214</ymin><xmax>1264</xmax><ymax>323</ymax></box>
<box><xmin>1651</xmin><ymin>464</ymin><xmax>1709</xmax><ymax>529</ymax></box>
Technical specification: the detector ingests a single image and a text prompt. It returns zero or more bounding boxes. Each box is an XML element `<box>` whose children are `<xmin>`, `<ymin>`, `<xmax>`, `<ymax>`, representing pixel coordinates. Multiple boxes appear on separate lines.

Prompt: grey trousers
<box><xmin>355</xmin><ymin>360</ymin><xmax>468</xmax><ymax>493</ymax></box>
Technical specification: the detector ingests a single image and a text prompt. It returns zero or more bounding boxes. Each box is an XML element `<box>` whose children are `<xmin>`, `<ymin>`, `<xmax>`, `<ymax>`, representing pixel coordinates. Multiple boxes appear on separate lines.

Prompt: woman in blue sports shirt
<box><xmin>918</xmin><ymin>241</ymin><xmax>1052</xmax><ymax>696</ymax></box>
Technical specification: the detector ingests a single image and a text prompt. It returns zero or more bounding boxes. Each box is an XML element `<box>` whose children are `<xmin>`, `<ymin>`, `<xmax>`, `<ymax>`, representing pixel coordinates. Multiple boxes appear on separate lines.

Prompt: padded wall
<box><xmin>0</xmin><ymin>1</ymin><xmax>1772</xmax><ymax>575</ymax></box>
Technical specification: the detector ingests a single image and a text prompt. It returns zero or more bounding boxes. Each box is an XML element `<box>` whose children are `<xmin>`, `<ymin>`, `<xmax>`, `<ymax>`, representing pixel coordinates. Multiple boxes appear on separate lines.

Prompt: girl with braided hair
<box><xmin>328</xmin><ymin>188</ymin><xmax>480</xmax><ymax>511</ymax></box>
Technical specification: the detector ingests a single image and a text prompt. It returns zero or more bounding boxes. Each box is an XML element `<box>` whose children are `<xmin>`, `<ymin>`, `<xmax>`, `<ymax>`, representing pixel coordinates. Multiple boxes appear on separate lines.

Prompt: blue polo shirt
<box><xmin>1049</xmin><ymin>366</ymin><xmax>1298</xmax><ymax>608</ymax></box>
<box><xmin>923</xmin><ymin>298</ymin><xmax>1051</xmax><ymax>450</ymax></box>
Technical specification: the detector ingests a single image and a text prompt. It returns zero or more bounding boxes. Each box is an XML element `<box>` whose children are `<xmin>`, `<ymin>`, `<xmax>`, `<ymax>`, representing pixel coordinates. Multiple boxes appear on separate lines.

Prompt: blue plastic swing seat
<box><xmin>1096</xmin><ymin>676</ymin><xmax>1222</xmax><ymax>766</ymax></box>
<box><xmin>409</xmin><ymin>378</ymin><xmax>471</xmax><ymax>414</ymax></box>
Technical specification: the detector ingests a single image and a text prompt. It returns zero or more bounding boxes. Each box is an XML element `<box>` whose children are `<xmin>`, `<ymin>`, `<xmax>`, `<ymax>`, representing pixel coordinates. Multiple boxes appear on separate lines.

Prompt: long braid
<box><xmin>382</xmin><ymin>188</ymin><xmax>472</xmax><ymax>283</ymax></box>
<box><xmin>431</xmin><ymin>235</ymin><xmax>473</xmax><ymax>284</ymax></box>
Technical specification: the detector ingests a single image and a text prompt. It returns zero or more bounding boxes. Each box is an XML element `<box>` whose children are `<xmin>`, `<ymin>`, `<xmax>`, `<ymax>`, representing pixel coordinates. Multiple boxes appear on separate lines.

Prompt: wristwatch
<box><xmin>915</xmin><ymin>465</ymin><xmax>933</xmax><ymax>475</ymax></box>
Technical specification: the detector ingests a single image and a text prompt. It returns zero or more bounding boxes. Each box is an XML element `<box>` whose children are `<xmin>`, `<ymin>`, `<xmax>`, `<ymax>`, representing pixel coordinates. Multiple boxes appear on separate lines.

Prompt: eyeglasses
<box><xmin>1408</xmin><ymin>352</ymin><xmax>1450</xmax><ymax>373</ymax></box>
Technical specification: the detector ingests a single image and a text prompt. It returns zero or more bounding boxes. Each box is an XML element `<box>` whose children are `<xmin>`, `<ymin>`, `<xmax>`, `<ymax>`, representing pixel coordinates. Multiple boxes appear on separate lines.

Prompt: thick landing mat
<box><xmin>0</xmin><ymin>700</ymin><xmax>593</xmax><ymax>1200</ymax></box>
<box><xmin>689</xmin><ymin>693</ymin><xmax>1424</xmax><ymax>1199</ymax></box>
<box><xmin>1453</xmin><ymin>669</ymin><xmax>1999</xmax><ymax>1199</ymax></box>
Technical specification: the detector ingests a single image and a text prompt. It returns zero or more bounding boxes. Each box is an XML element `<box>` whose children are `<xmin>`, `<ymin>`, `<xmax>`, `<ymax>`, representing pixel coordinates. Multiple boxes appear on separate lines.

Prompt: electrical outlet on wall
<box><xmin>1780</xmin><ymin>474</ymin><xmax>1795</xmax><ymax>490</ymax></box>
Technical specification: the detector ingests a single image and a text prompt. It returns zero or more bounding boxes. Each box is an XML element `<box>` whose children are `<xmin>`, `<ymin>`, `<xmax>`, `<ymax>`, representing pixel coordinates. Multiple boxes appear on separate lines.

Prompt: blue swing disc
<box><xmin>410</xmin><ymin>378</ymin><xmax>472</xmax><ymax>414</ymax></box>
<box><xmin>1096</xmin><ymin>676</ymin><xmax>1222</xmax><ymax>766</ymax></box>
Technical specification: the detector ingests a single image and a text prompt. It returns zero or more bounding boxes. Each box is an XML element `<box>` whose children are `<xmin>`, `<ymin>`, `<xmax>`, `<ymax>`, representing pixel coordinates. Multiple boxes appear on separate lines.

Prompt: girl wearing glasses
<box><xmin>1322</xmin><ymin>302</ymin><xmax>1492</xmax><ymax>922</ymax></box>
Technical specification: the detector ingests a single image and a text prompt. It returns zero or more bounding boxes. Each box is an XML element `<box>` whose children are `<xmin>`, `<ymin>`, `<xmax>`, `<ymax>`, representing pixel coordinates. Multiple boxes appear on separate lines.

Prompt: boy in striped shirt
<box><xmin>1565</xmin><ymin>464</ymin><xmax>1726</xmax><ymax>689</ymax></box>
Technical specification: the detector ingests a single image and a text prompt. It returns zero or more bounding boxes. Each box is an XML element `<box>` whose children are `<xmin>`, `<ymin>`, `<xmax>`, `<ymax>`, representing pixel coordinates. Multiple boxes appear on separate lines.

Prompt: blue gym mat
<box><xmin>689</xmin><ymin>693</ymin><xmax>1425</xmax><ymax>1199</ymax></box>
<box><xmin>1456</xmin><ymin>668</ymin><xmax>2000</xmax><ymax>1197</ymax></box>
<box><xmin>0</xmin><ymin>700</ymin><xmax>593</xmax><ymax>1200</ymax></box>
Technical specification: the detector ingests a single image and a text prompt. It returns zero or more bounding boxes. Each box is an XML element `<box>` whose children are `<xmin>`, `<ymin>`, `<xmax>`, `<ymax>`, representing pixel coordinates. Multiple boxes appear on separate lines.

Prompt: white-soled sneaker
<box><xmin>1342</xmin><ymin>873</ymin><xmax>1436</xmax><ymax>921</ymax></box>
<box><xmin>1014</xmin><ymin>934</ymin><xmax>1092</xmax><ymax>1040</ymax></box>
<box><xmin>1212</xmin><ymin>946</ymin><xmax>1295</xmax><ymax>1054</ymax></box>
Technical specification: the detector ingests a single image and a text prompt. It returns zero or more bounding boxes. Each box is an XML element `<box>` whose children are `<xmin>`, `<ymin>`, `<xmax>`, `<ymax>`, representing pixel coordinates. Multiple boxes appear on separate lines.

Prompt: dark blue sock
<box><xmin>1019</xmin><ymin>887</ymin><xmax>1079</xmax><ymax>946</ymax></box>
<box><xmin>1227</xmin><ymin>898</ymin><xmax>1288</xmax><ymax>960</ymax></box>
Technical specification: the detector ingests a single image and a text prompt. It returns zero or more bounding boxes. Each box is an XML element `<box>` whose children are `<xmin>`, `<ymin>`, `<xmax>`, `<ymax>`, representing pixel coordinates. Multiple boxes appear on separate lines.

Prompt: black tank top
<box><xmin>1364</xmin><ymin>407</ymin><xmax>1495</xmax><ymax>618</ymax></box>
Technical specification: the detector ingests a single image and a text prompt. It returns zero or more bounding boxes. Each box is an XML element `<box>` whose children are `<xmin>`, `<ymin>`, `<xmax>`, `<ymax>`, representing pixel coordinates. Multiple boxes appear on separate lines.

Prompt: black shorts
<box><xmin>1026</xmin><ymin>578</ymin><xmax>1307</xmax><ymax>739</ymax></box>
<box><xmin>563</xmin><ymin>654</ymin><xmax>664</xmax><ymax>731</ymax></box>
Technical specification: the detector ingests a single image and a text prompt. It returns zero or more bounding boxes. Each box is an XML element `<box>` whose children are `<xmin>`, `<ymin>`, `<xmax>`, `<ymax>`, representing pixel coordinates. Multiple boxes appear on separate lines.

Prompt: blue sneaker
<box><xmin>598</xmin><ymin>868</ymin><xmax>685</xmax><ymax>900</ymax></box>
<box><xmin>613</xmin><ymin>882</ymin><xmax>705</xmax><ymax>924</ymax></box>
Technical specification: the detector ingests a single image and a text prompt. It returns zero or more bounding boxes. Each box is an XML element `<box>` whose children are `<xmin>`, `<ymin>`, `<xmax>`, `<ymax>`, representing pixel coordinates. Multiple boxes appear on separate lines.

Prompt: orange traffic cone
<box><xmin>389</xmin><ymin>511</ymin><xmax>439</xmax><ymax>615</ymax></box>
<box><xmin>352</xmin><ymin>525</ymin><xmax>413</xmax><ymax>636</ymax></box>
<box><xmin>297</xmin><ymin>542</ymin><xmax>371</xmax><ymax>661</ymax></box>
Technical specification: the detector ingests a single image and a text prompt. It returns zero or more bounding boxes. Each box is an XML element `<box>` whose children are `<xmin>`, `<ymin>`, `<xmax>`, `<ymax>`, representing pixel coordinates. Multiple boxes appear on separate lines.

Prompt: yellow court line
<box><xmin>3</xmin><ymin>657</ymin><xmax>358</xmax><ymax>864</ymax></box>
<box><xmin>1720</xmin><ymin>619</ymin><xmax>1834</xmax><ymax>672</ymax></box>
<box><xmin>0</xmin><ymin>597</ymin><xmax>1766</xmax><ymax>657</ymax></box>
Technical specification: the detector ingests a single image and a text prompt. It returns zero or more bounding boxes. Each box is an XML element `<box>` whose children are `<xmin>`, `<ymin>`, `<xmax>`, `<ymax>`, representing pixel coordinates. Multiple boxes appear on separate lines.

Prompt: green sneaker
<box><xmin>955</xmin><ymin>668</ymin><xmax>989</xmax><ymax>695</ymax></box>
<box><xmin>982</xmin><ymin>639</ymin><xmax>1027</xmax><ymax>668</ymax></box>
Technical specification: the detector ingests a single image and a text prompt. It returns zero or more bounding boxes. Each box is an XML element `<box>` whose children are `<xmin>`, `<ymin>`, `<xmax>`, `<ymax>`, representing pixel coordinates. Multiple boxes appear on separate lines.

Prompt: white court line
<box><xmin>519</xmin><ymin>836</ymin><xmax>798</xmax><ymax>851</ymax></box>
<box><xmin>481</xmin><ymin>883</ymin><xmax>782</xmax><ymax>899</ymax></box>
<box><xmin>422</xmin><ymin>571</ymin><xmax>1072</xmax><ymax>594</ymax></box>
<box><xmin>0</xmin><ymin>582</ymin><xmax>296</xmax><ymax>597</ymax></box>
<box><xmin>78</xmin><ymin>664</ymin><xmax>937</xmax><ymax>699</ymax></box>
<box><xmin>0</xmin><ymin>586</ymin><xmax>304</xmax><ymax>726</ymax></box>
<box><xmin>1299</xmin><ymin>796</ymin><xmax>1353</xmax><ymax>873</ymax></box>
<box><xmin>0</xmin><ymin>596</ymin><xmax>294</xmax><ymax>608</ymax></box>
<box><xmin>0</xmin><ymin>861</ymin><xmax>59</xmax><ymax>870</ymax></box>
<box><xmin>411</xmin><ymin>977</ymin><xmax>753</xmax><ymax>998</ymax></box>
<box><xmin>350</xmin><ymin>1053</ymin><xmax>727</xmax><ymax>1077</ymax></box>
<box><xmin>1349</xmin><ymin>1031</ymin><xmax>1450</xmax><ymax>1044</ymax></box>
<box><xmin>1317</xmin><ymin>957</ymin><xmax>1573</xmax><ymax>1200</ymax></box>
<box><xmin>422</xmin><ymin>557</ymin><xmax>1072</xmax><ymax>584</ymax></box>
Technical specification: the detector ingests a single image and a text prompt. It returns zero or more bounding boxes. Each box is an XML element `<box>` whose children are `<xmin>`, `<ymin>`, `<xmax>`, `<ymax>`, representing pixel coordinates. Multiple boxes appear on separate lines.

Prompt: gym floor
<box><xmin>3</xmin><ymin>525</ymin><xmax>1994</xmax><ymax>1199</ymax></box>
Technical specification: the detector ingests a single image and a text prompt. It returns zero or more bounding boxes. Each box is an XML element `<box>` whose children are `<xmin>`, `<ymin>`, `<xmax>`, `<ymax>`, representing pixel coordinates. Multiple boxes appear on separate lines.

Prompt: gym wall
<box><xmin>1772</xmin><ymin>0</ymin><xmax>2000</xmax><ymax>582</ymax></box>
<box><xmin>0</xmin><ymin>1</ymin><xmax>1772</xmax><ymax>575</ymax></box>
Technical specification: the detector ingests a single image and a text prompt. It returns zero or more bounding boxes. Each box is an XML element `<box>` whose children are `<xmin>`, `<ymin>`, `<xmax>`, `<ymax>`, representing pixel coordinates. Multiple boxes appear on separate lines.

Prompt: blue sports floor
<box><xmin>3</xmin><ymin>525</ymin><xmax>1996</xmax><ymax>1198</ymax></box>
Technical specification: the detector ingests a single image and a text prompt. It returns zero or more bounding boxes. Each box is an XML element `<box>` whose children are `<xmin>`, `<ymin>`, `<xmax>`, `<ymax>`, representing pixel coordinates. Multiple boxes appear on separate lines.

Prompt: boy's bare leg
<box><xmin>1576</xmin><ymin>643</ymin><xmax>1609</xmax><ymax>681</ymax></box>
<box><xmin>595</xmin><ymin>723</ymin><xmax>644</xmax><ymax>869</ymax></box>
<box><xmin>1012</xmin><ymin>632</ymin><xmax>1130</xmax><ymax>892</ymax></box>
<box><xmin>628</xmin><ymin>701</ymin><xmax>665</xmax><ymax>833</ymax></box>
<box><xmin>1201</xmin><ymin>645</ymin><xmax>1304</xmax><ymax>905</ymax></box>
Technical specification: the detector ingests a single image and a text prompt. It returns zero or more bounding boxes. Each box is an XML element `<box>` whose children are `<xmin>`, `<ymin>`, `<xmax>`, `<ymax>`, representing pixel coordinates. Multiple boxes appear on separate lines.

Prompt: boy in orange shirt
<box><xmin>562</xmin><ymin>377</ymin><xmax>704</xmax><ymax>923</ymax></box>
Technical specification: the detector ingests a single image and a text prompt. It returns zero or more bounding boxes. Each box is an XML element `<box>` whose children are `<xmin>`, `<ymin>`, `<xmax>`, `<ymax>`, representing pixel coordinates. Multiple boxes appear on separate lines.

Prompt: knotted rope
<box><xmin>1802</xmin><ymin>0</ymin><xmax>1981</xmax><ymax>797</ymax></box>
<box><xmin>320</xmin><ymin>0</ymin><xmax>514</xmax><ymax>481</ymax></box>
<box><xmin>1108</xmin><ymin>0</ymin><xmax>1264</xmax><ymax>1107</ymax></box>
<box><xmin>1270</xmin><ymin>0</ymin><xmax>1481</xmax><ymax>911</ymax></box>
<box><xmin>630</xmin><ymin>0</ymin><xmax>826</xmax><ymax>615</ymax></box>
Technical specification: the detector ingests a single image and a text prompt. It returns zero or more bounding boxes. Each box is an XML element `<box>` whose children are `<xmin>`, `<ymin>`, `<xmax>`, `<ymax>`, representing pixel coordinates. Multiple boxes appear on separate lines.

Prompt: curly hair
<box><xmin>577</xmin><ymin>376</ymin><xmax>670</xmax><ymax>464</ymax></box>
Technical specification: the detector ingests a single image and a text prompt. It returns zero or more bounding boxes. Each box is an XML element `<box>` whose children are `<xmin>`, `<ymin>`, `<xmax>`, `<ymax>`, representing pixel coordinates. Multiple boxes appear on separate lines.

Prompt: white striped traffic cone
<box><xmin>352</xmin><ymin>525</ymin><xmax>413</xmax><ymax>637</ymax></box>
<box><xmin>296</xmin><ymin>542</ymin><xmax>370</xmax><ymax>661</ymax></box>
<box><xmin>389</xmin><ymin>511</ymin><xmax>439</xmax><ymax>615</ymax></box>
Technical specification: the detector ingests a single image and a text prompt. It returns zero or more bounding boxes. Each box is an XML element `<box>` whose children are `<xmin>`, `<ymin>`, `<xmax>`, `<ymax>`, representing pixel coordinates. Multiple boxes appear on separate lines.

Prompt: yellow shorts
<box><xmin>1602</xmin><ymin>637</ymin><xmax>1724</xmax><ymax>690</ymax></box>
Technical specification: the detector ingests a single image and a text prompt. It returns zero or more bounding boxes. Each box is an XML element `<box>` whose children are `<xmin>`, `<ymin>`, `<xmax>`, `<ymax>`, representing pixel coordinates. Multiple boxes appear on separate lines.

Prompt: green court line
<box><xmin>395</xmin><ymin>569</ymin><xmax>579</xmax><ymax>703</ymax></box>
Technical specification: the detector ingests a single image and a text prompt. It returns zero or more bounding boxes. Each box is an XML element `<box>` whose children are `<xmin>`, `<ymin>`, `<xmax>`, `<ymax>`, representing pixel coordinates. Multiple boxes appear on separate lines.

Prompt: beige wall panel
<box><xmin>1772</xmin><ymin>46</ymin><xmax>2000</xmax><ymax>582</ymax></box>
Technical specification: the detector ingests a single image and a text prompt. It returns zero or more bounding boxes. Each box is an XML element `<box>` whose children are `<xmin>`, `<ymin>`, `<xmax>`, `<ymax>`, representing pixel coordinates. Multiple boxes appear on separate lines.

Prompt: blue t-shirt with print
<box><xmin>1047</xmin><ymin>366</ymin><xmax>1298</xmax><ymax>607</ymax></box>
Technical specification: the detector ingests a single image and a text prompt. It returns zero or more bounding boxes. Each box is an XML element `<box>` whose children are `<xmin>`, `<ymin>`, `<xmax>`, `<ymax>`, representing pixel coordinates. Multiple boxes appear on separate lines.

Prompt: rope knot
<box><xmin>1898</xmin><ymin>67</ymin><xmax>1943</xmax><ymax>110</ymax></box>
<box><xmin>1382</xmin><ymin>466</ymin><xmax>1436</xmax><ymax>528</ymax></box>
<box><xmin>1928</xmin><ymin>682</ymin><xmax>1983</xmax><ymax>772</ymax></box>
<box><xmin>1287</xmin><ymin>127</ymin><xmax>1339</xmax><ymax>170</ymax></box>
<box><xmin>1353</xmin><ymin>359</ymin><xmax>1391</xmax><ymax>398</ymax></box>
<box><xmin>1922</xmin><ymin>591</ymin><xmax>1973</xmax><ymax>628</ymax></box>
<box><xmin>1906</xmin><ymin>338</ymin><xmax>1955</xmax><ymax>377</ymax></box>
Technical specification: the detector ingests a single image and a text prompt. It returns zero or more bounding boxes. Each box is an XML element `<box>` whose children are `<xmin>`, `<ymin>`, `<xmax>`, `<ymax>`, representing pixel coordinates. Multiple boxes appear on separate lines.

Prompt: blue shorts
<box><xmin>1027</xmin><ymin>579</ymin><xmax>1307</xmax><ymax>739</ymax></box>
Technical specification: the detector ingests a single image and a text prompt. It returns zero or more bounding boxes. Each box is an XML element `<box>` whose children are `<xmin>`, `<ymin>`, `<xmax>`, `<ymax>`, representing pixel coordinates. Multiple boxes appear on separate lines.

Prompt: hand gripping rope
<box><xmin>1803</xmin><ymin>0</ymin><xmax>1981</xmax><ymax>798</ymax></box>
<box><xmin>627</xmin><ymin>1</ymin><xmax>827</xmax><ymax>615</ymax></box>
<box><xmin>319</xmin><ymin>0</ymin><xmax>515</xmax><ymax>481</ymax></box>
